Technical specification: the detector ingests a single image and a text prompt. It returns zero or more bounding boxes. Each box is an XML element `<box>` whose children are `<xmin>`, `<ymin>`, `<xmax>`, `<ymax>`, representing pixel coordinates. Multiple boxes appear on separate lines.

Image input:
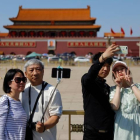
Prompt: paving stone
<box><xmin>0</xmin><ymin>63</ymin><xmax>140</xmax><ymax>140</ymax></box>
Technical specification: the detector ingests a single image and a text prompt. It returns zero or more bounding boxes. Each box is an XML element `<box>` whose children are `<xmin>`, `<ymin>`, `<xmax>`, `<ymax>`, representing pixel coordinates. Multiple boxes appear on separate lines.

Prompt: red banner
<box><xmin>130</xmin><ymin>28</ymin><xmax>133</xmax><ymax>35</ymax></box>
<box><xmin>111</xmin><ymin>28</ymin><xmax>115</xmax><ymax>34</ymax></box>
<box><xmin>0</xmin><ymin>42</ymin><xmax>36</xmax><ymax>47</ymax></box>
<box><xmin>121</xmin><ymin>27</ymin><xmax>125</xmax><ymax>34</ymax></box>
<box><xmin>67</xmin><ymin>42</ymin><xmax>106</xmax><ymax>47</ymax></box>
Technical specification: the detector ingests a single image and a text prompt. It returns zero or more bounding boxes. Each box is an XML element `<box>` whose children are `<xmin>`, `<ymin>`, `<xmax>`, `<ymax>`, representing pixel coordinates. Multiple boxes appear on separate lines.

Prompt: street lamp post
<box><xmin>136</xmin><ymin>42</ymin><xmax>140</xmax><ymax>57</ymax></box>
<box><xmin>104</xmin><ymin>36</ymin><xmax>122</xmax><ymax>59</ymax></box>
<box><xmin>104</xmin><ymin>36</ymin><xmax>114</xmax><ymax>48</ymax></box>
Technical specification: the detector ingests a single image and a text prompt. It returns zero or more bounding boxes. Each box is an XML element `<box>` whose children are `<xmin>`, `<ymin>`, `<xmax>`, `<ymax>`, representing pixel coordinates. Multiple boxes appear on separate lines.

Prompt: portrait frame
<box><xmin>48</xmin><ymin>40</ymin><xmax>56</xmax><ymax>50</ymax></box>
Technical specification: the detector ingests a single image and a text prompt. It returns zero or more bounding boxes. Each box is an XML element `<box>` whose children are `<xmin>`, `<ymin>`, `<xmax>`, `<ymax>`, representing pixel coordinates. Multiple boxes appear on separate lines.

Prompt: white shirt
<box><xmin>20</xmin><ymin>82</ymin><xmax>62</xmax><ymax>140</ymax></box>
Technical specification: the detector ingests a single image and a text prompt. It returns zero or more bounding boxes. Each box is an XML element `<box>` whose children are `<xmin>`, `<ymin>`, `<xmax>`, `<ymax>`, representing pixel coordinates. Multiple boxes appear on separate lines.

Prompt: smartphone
<box><xmin>51</xmin><ymin>68</ymin><xmax>71</xmax><ymax>78</ymax></box>
<box><xmin>116</xmin><ymin>46</ymin><xmax>128</xmax><ymax>54</ymax></box>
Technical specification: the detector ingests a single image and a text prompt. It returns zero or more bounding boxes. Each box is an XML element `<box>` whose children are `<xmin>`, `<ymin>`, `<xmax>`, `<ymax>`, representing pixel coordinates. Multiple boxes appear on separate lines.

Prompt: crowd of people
<box><xmin>0</xmin><ymin>44</ymin><xmax>140</xmax><ymax>140</ymax></box>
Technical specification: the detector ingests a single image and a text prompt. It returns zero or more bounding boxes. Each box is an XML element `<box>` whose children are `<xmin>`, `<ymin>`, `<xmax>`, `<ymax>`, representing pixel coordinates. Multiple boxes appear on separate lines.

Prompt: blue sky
<box><xmin>0</xmin><ymin>0</ymin><xmax>140</xmax><ymax>37</ymax></box>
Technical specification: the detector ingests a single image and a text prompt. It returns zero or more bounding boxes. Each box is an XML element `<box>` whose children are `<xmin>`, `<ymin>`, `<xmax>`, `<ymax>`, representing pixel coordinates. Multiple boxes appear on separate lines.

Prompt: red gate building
<box><xmin>0</xmin><ymin>6</ymin><xmax>140</xmax><ymax>56</ymax></box>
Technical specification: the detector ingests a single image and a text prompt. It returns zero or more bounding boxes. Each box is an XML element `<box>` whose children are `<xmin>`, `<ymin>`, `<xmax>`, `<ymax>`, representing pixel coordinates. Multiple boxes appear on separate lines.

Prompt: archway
<box><xmin>48</xmin><ymin>50</ymin><xmax>55</xmax><ymax>55</ymax></box>
<box><xmin>10</xmin><ymin>52</ymin><xmax>16</xmax><ymax>55</ymax></box>
<box><xmin>70</xmin><ymin>51</ymin><xmax>76</xmax><ymax>55</ymax></box>
<box><xmin>26</xmin><ymin>51</ymin><xmax>32</xmax><ymax>55</ymax></box>
<box><xmin>0</xmin><ymin>51</ymin><xmax>4</xmax><ymax>55</ymax></box>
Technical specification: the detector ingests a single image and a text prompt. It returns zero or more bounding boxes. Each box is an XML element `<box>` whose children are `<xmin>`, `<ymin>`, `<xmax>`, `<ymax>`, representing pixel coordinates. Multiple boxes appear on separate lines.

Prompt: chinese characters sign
<box><xmin>67</xmin><ymin>42</ymin><xmax>106</xmax><ymax>47</ymax></box>
<box><xmin>0</xmin><ymin>42</ymin><xmax>36</xmax><ymax>47</ymax></box>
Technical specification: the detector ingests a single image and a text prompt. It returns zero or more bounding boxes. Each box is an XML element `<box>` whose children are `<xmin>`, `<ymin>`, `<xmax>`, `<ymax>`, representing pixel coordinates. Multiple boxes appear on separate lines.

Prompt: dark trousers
<box><xmin>83</xmin><ymin>125</ymin><xmax>114</xmax><ymax>140</ymax></box>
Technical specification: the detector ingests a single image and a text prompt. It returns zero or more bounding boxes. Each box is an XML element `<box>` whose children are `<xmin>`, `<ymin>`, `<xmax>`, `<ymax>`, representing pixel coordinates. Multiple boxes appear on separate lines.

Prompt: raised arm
<box><xmin>125</xmin><ymin>69</ymin><xmax>140</xmax><ymax>102</ymax></box>
<box><xmin>110</xmin><ymin>71</ymin><xmax>124</xmax><ymax>110</ymax></box>
<box><xmin>131</xmin><ymin>85</ymin><xmax>140</xmax><ymax>102</ymax></box>
<box><xmin>82</xmin><ymin>44</ymin><xmax>119</xmax><ymax>87</ymax></box>
<box><xmin>81</xmin><ymin>59</ymin><xmax>105</xmax><ymax>87</ymax></box>
<box><xmin>99</xmin><ymin>44</ymin><xmax>119</xmax><ymax>63</ymax></box>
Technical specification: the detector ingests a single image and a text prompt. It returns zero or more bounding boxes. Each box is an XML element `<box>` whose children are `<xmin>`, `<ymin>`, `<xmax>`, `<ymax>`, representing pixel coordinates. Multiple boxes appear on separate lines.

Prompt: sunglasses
<box><xmin>11</xmin><ymin>77</ymin><xmax>27</xmax><ymax>83</ymax></box>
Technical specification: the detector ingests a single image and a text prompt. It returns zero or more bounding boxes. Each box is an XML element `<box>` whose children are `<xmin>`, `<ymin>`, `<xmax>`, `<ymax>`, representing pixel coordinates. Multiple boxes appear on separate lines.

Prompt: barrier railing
<box><xmin>1</xmin><ymin>59</ymin><xmax>140</xmax><ymax>68</ymax></box>
<box><xmin>62</xmin><ymin>110</ymin><xmax>84</xmax><ymax>140</ymax></box>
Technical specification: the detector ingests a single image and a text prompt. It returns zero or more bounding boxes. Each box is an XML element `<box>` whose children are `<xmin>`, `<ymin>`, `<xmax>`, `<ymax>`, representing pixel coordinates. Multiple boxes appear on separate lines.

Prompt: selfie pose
<box><xmin>110</xmin><ymin>61</ymin><xmax>140</xmax><ymax>140</ymax></box>
<box><xmin>20</xmin><ymin>59</ymin><xmax>62</xmax><ymax>140</ymax></box>
<box><xmin>82</xmin><ymin>44</ymin><xmax>119</xmax><ymax>140</ymax></box>
<box><xmin>0</xmin><ymin>69</ymin><xmax>27</xmax><ymax>140</ymax></box>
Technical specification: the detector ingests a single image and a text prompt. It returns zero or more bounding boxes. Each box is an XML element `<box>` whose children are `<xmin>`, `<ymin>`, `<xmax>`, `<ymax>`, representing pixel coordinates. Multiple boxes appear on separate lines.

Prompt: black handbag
<box><xmin>25</xmin><ymin>82</ymin><xmax>48</xmax><ymax>140</ymax></box>
<box><xmin>25</xmin><ymin>123</ymin><xmax>33</xmax><ymax>140</ymax></box>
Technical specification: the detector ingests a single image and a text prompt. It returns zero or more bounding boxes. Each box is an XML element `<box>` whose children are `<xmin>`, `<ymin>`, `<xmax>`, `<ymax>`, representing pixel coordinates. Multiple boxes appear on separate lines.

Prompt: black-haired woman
<box><xmin>0</xmin><ymin>69</ymin><xmax>27</xmax><ymax>140</ymax></box>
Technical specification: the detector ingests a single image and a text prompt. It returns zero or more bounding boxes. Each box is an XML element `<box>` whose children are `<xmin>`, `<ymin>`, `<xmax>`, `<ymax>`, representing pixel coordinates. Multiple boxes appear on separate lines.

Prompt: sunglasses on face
<box><xmin>11</xmin><ymin>77</ymin><xmax>27</xmax><ymax>83</ymax></box>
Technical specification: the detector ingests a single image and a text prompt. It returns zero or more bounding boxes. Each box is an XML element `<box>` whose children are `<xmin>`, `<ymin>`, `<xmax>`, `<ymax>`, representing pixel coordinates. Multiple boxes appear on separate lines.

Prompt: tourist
<box><xmin>82</xmin><ymin>44</ymin><xmax>119</xmax><ymax>140</ymax></box>
<box><xmin>20</xmin><ymin>59</ymin><xmax>62</xmax><ymax>140</ymax></box>
<box><xmin>110</xmin><ymin>60</ymin><xmax>140</xmax><ymax>140</ymax></box>
<box><xmin>0</xmin><ymin>69</ymin><xmax>27</xmax><ymax>140</ymax></box>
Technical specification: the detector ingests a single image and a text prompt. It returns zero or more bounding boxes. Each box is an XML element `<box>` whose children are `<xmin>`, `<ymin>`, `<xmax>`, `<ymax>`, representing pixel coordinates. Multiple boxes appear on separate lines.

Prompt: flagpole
<box><xmin>120</xmin><ymin>27</ymin><xmax>121</xmax><ymax>38</ymax></box>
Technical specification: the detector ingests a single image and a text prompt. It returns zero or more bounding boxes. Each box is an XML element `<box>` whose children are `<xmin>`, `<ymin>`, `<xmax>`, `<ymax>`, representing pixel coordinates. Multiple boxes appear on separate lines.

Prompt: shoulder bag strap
<box><xmin>41</xmin><ymin>82</ymin><xmax>48</xmax><ymax>123</ymax></box>
<box><xmin>6</xmin><ymin>96</ymin><xmax>10</xmax><ymax>113</ymax></box>
<box><xmin>7</xmin><ymin>98</ymin><xmax>10</xmax><ymax>109</ymax></box>
<box><xmin>28</xmin><ymin>81</ymin><xmax>48</xmax><ymax>124</ymax></box>
<box><xmin>5</xmin><ymin>96</ymin><xmax>10</xmax><ymax>139</ymax></box>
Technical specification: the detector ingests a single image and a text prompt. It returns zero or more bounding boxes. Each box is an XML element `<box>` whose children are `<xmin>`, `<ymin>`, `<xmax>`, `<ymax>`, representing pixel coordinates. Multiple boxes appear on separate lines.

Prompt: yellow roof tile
<box><xmin>10</xmin><ymin>6</ymin><xmax>96</xmax><ymax>21</ymax></box>
<box><xmin>0</xmin><ymin>33</ymin><xmax>8</xmax><ymax>37</ymax></box>
<box><xmin>104</xmin><ymin>33</ymin><xmax>125</xmax><ymax>37</ymax></box>
<box><xmin>4</xmin><ymin>25</ymin><xmax>101</xmax><ymax>30</ymax></box>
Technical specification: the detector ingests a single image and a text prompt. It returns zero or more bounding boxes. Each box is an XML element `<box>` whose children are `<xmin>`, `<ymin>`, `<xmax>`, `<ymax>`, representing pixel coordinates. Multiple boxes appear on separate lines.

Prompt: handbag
<box><xmin>25</xmin><ymin>82</ymin><xmax>48</xmax><ymax>140</ymax></box>
<box><xmin>25</xmin><ymin>123</ymin><xmax>33</xmax><ymax>140</ymax></box>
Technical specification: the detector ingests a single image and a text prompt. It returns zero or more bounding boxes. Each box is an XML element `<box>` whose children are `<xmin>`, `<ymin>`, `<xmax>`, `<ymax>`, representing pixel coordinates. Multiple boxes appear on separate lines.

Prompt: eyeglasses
<box><xmin>11</xmin><ymin>77</ymin><xmax>27</xmax><ymax>83</ymax></box>
<box><xmin>114</xmin><ymin>68</ymin><xmax>126</xmax><ymax>72</ymax></box>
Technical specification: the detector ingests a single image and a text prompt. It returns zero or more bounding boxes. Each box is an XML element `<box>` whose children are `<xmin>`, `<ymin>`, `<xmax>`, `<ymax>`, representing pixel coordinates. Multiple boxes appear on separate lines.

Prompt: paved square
<box><xmin>0</xmin><ymin>62</ymin><xmax>140</xmax><ymax>140</ymax></box>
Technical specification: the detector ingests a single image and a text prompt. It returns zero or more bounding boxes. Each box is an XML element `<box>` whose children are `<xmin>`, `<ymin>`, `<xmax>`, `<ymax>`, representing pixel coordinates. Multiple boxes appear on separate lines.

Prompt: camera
<box><xmin>27</xmin><ymin>122</ymin><xmax>37</xmax><ymax>131</ymax></box>
<box><xmin>115</xmin><ymin>46</ymin><xmax>128</xmax><ymax>54</ymax></box>
<box><xmin>31</xmin><ymin>122</ymin><xmax>37</xmax><ymax>131</ymax></box>
<box><xmin>51</xmin><ymin>68</ymin><xmax>71</xmax><ymax>78</ymax></box>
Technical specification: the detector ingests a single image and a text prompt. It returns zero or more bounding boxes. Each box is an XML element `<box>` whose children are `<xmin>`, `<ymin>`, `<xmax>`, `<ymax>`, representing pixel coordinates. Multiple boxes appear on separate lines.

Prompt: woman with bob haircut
<box><xmin>110</xmin><ymin>60</ymin><xmax>140</xmax><ymax>140</ymax></box>
<box><xmin>0</xmin><ymin>69</ymin><xmax>27</xmax><ymax>140</ymax></box>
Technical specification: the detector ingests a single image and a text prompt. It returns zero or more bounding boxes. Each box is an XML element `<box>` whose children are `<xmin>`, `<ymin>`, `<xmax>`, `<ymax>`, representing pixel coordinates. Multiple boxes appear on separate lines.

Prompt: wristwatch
<box><xmin>130</xmin><ymin>83</ymin><xmax>136</xmax><ymax>88</ymax></box>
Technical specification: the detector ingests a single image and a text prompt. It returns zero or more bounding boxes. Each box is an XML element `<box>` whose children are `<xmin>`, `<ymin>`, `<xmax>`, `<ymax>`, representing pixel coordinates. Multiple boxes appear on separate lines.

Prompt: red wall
<box><xmin>0</xmin><ymin>39</ymin><xmax>139</xmax><ymax>56</ymax></box>
<box><xmin>55</xmin><ymin>42</ymin><xmax>106</xmax><ymax>56</ymax></box>
<box><xmin>0</xmin><ymin>42</ymin><xmax>47</xmax><ymax>55</ymax></box>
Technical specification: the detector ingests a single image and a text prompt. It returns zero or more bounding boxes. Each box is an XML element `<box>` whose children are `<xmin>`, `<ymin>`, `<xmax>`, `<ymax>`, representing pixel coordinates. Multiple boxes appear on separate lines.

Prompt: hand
<box><xmin>36</xmin><ymin>122</ymin><xmax>45</xmax><ymax>133</ymax></box>
<box><xmin>113</xmin><ymin>71</ymin><xmax>124</xmax><ymax>88</ymax></box>
<box><xmin>102</xmin><ymin>44</ymin><xmax>119</xmax><ymax>59</ymax></box>
<box><xmin>124</xmin><ymin>68</ymin><xmax>133</xmax><ymax>86</ymax></box>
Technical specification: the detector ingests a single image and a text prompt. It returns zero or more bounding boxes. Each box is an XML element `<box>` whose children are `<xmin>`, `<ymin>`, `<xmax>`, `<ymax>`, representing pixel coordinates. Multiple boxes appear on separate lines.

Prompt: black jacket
<box><xmin>81</xmin><ymin>59</ymin><xmax>115</xmax><ymax>130</ymax></box>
